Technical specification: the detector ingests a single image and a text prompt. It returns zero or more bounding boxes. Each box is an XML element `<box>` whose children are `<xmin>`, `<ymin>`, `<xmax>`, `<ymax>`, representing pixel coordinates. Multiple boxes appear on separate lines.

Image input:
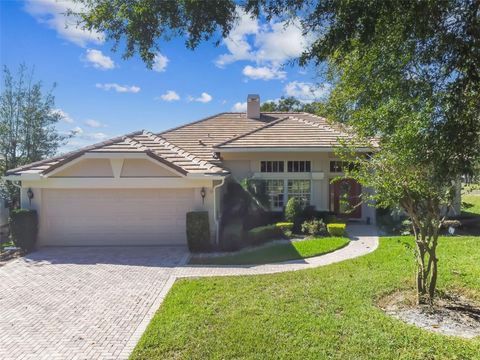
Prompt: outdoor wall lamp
<box><xmin>200</xmin><ymin>187</ymin><xmax>206</xmax><ymax>204</ymax></box>
<box><xmin>27</xmin><ymin>188</ymin><xmax>34</xmax><ymax>206</ymax></box>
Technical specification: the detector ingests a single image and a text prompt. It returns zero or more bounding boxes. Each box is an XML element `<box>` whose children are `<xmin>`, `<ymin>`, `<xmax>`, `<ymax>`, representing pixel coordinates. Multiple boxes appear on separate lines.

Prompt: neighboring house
<box><xmin>3</xmin><ymin>95</ymin><xmax>376</xmax><ymax>247</ymax></box>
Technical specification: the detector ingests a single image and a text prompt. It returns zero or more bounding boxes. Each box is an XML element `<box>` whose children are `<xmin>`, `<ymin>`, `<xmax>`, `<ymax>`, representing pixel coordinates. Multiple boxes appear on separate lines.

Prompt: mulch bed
<box><xmin>379</xmin><ymin>290</ymin><xmax>480</xmax><ymax>339</ymax></box>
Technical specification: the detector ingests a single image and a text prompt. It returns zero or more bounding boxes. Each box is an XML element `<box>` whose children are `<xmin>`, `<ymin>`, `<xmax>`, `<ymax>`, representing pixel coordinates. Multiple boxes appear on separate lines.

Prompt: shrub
<box><xmin>400</xmin><ymin>219</ymin><xmax>413</xmax><ymax>235</ymax></box>
<box><xmin>442</xmin><ymin>219</ymin><xmax>462</xmax><ymax>229</ymax></box>
<box><xmin>276</xmin><ymin>222</ymin><xmax>293</xmax><ymax>232</ymax></box>
<box><xmin>276</xmin><ymin>222</ymin><xmax>294</xmax><ymax>238</ymax></box>
<box><xmin>285</xmin><ymin>197</ymin><xmax>304</xmax><ymax>231</ymax></box>
<box><xmin>247</xmin><ymin>224</ymin><xmax>283</xmax><ymax>245</ymax></box>
<box><xmin>221</xmin><ymin>220</ymin><xmax>244</xmax><ymax>251</ymax></box>
<box><xmin>9</xmin><ymin>209</ymin><xmax>38</xmax><ymax>252</ymax></box>
<box><xmin>327</xmin><ymin>223</ymin><xmax>347</xmax><ymax>237</ymax></box>
<box><xmin>186</xmin><ymin>211</ymin><xmax>211</xmax><ymax>252</ymax></box>
<box><xmin>301</xmin><ymin>219</ymin><xmax>327</xmax><ymax>236</ymax></box>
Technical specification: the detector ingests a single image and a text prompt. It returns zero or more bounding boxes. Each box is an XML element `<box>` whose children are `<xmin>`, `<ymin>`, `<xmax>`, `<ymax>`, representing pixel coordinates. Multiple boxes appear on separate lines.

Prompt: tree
<box><xmin>260</xmin><ymin>96</ymin><xmax>327</xmax><ymax>116</ymax></box>
<box><xmin>0</xmin><ymin>65</ymin><xmax>68</xmax><ymax>206</ymax></box>
<box><xmin>311</xmin><ymin>1</ymin><xmax>480</xmax><ymax>305</ymax></box>
<box><xmin>73</xmin><ymin>0</ymin><xmax>480</xmax><ymax>304</ymax></box>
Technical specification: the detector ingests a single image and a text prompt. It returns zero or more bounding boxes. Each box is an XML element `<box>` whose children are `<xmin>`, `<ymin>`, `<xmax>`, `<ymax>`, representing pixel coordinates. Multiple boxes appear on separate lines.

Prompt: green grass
<box><xmin>131</xmin><ymin>236</ymin><xmax>480</xmax><ymax>360</ymax></box>
<box><xmin>0</xmin><ymin>240</ymin><xmax>13</xmax><ymax>252</ymax></box>
<box><xmin>462</xmin><ymin>194</ymin><xmax>480</xmax><ymax>216</ymax></box>
<box><xmin>189</xmin><ymin>237</ymin><xmax>350</xmax><ymax>265</ymax></box>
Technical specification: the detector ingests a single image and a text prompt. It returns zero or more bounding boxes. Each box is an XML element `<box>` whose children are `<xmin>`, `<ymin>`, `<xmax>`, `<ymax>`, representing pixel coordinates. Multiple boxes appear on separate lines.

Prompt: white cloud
<box><xmin>84</xmin><ymin>119</ymin><xmax>106</xmax><ymax>128</ymax></box>
<box><xmin>254</xmin><ymin>20</ymin><xmax>310</xmax><ymax>64</ymax></box>
<box><xmin>95</xmin><ymin>83</ymin><xmax>141</xmax><ymax>93</ymax></box>
<box><xmin>232</xmin><ymin>102</ymin><xmax>247</xmax><ymax>112</ymax></box>
<box><xmin>242</xmin><ymin>65</ymin><xmax>286</xmax><ymax>80</ymax></box>
<box><xmin>215</xmin><ymin>9</ymin><xmax>312</xmax><ymax>80</ymax></box>
<box><xmin>157</xmin><ymin>90</ymin><xmax>180</xmax><ymax>102</ymax></box>
<box><xmin>24</xmin><ymin>0</ymin><xmax>104</xmax><ymax>47</ymax></box>
<box><xmin>88</xmin><ymin>132</ymin><xmax>109</xmax><ymax>141</ymax></box>
<box><xmin>284</xmin><ymin>81</ymin><xmax>331</xmax><ymax>102</ymax></box>
<box><xmin>152</xmin><ymin>53</ymin><xmax>169</xmax><ymax>72</ymax></box>
<box><xmin>71</xmin><ymin>126</ymin><xmax>83</xmax><ymax>135</ymax></box>
<box><xmin>51</xmin><ymin>108</ymin><xmax>74</xmax><ymax>124</ymax></box>
<box><xmin>188</xmin><ymin>92</ymin><xmax>213</xmax><ymax>103</ymax></box>
<box><xmin>215</xmin><ymin>10</ymin><xmax>258</xmax><ymax>67</ymax></box>
<box><xmin>84</xmin><ymin>49</ymin><xmax>115</xmax><ymax>70</ymax></box>
<box><xmin>62</xmin><ymin>130</ymin><xmax>112</xmax><ymax>153</ymax></box>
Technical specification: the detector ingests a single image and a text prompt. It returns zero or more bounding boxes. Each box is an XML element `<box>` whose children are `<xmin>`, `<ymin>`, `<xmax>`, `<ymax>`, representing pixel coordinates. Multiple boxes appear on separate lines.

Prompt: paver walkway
<box><xmin>175</xmin><ymin>223</ymin><xmax>378</xmax><ymax>277</ymax></box>
<box><xmin>0</xmin><ymin>224</ymin><xmax>378</xmax><ymax>360</ymax></box>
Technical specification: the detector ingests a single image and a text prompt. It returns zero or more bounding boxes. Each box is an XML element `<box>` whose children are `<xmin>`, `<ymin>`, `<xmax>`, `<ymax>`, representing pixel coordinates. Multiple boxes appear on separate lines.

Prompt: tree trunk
<box><xmin>413</xmin><ymin>221</ymin><xmax>440</xmax><ymax>305</ymax></box>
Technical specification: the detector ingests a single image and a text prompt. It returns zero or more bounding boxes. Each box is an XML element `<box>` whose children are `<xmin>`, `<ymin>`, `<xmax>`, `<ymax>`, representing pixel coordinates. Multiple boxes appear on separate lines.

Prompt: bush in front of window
<box><xmin>327</xmin><ymin>223</ymin><xmax>347</xmax><ymax>237</ymax></box>
<box><xmin>285</xmin><ymin>197</ymin><xmax>304</xmax><ymax>231</ymax></box>
<box><xmin>9</xmin><ymin>209</ymin><xmax>38</xmax><ymax>252</ymax></box>
<box><xmin>186</xmin><ymin>211</ymin><xmax>211</xmax><ymax>252</ymax></box>
<box><xmin>301</xmin><ymin>219</ymin><xmax>327</xmax><ymax>237</ymax></box>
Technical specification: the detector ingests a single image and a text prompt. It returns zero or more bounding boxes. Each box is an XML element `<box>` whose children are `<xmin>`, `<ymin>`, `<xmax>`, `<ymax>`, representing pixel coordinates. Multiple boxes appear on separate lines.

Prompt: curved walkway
<box><xmin>174</xmin><ymin>223</ymin><xmax>379</xmax><ymax>278</ymax></box>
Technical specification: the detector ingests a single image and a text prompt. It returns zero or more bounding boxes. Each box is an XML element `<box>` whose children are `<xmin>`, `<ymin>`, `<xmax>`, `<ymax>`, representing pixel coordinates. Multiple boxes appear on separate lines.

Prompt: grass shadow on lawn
<box><xmin>189</xmin><ymin>237</ymin><xmax>350</xmax><ymax>266</ymax></box>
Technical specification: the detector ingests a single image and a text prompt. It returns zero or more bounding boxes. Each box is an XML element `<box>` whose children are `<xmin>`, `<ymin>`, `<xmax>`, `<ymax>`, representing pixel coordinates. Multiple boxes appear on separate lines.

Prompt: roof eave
<box><xmin>213</xmin><ymin>146</ymin><xmax>374</xmax><ymax>153</ymax></box>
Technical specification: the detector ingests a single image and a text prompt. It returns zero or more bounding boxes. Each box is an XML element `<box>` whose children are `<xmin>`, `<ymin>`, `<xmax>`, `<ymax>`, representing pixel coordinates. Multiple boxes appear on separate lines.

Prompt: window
<box><xmin>261</xmin><ymin>161</ymin><xmax>284</xmax><ymax>173</ymax></box>
<box><xmin>287</xmin><ymin>180</ymin><xmax>311</xmax><ymax>204</ymax></box>
<box><xmin>287</xmin><ymin>160</ymin><xmax>311</xmax><ymax>173</ymax></box>
<box><xmin>266</xmin><ymin>180</ymin><xmax>285</xmax><ymax>209</ymax></box>
<box><xmin>330</xmin><ymin>161</ymin><xmax>353</xmax><ymax>173</ymax></box>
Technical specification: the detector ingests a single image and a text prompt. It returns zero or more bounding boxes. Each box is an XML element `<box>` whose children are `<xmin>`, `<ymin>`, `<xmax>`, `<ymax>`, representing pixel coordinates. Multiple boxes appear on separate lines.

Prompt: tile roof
<box><xmin>6</xmin><ymin>112</ymin><xmax>373</xmax><ymax>177</ymax></box>
<box><xmin>213</xmin><ymin>115</ymin><xmax>358</xmax><ymax>149</ymax></box>
<box><xmin>6</xmin><ymin>131</ymin><xmax>227</xmax><ymax>176</ymax></box>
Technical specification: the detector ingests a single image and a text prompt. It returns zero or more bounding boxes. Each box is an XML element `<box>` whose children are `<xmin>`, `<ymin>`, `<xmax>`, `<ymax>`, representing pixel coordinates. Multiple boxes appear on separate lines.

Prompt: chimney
<box><xmin>247</xmin><ymin>94</ymin><xmax>260</xmax><ymax>119</ymax></box>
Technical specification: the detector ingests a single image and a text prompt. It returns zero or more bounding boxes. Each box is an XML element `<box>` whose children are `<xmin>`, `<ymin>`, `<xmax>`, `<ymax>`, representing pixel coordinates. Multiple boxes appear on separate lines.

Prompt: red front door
<box><xmin>329</xmin><ymin>178</ymin><xmax>362</xmax><ymax>219</ymax></box>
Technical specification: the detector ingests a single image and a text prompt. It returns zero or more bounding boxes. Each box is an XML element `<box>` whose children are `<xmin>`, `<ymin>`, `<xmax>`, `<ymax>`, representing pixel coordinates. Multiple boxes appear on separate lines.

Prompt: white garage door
<box><xmin>40</xmin><ymin>188</ymin><xmax>194</xmax><ymax>246</ymax></box>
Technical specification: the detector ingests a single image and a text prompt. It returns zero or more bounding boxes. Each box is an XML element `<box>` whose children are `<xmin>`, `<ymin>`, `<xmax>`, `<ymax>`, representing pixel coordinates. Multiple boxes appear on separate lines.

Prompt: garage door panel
<box><xmin>40</xmin><ymin>189</ymin><xmax>193</xmax><ymax>246</ymax></box>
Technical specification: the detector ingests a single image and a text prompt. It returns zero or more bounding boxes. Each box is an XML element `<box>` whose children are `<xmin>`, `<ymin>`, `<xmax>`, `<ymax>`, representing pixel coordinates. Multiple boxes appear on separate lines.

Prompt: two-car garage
<box><xmin>38</xmin><ymin>188</ymin><xmax>195</xmax><ymax>246</ymax></box>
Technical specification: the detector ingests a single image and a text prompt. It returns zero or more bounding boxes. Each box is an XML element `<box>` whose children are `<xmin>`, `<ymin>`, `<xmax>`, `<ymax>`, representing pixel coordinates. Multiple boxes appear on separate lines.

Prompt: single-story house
<box><xmin>4</xmin><ymin>95</ymin><xmax>377</xmax><ymax>247</ymax></box>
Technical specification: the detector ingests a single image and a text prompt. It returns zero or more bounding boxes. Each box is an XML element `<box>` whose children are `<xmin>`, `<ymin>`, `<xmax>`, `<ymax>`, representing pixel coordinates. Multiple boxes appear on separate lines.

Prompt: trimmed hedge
<box><xmin>186</xmin><ymin>211</ymin><xmax>211</xmax><ymax>252</ymax></box>
<box><xmin>275</xmin><ymin>222</ymin><xmax>294</xmax><ymax>233</ymax></box>
<box><xmin>247</xmin><ymin>222</ymin><xmax>293</xmax><ymax>245</ymax></box>
<box><xmin>9</xmin><ymin>209</ymin><xmax>38</xmax><ymax>252</ymax></box>
<box><xmin>327</xmin><ymin>223</ymin><xmax>347</xmax><ymax>237</ymax></box>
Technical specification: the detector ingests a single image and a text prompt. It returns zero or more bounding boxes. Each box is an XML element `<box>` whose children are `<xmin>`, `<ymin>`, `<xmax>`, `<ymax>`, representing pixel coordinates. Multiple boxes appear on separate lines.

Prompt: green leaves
<box><xmin>0</xmin><ymin>64</ymin><xmax>68</xmax><ymax>205</ymax></box>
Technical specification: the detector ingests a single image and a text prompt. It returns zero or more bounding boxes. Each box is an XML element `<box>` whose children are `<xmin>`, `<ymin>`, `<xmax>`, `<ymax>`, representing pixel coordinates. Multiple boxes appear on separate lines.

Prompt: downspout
<box><xmin>213</xmin><ymin>176</ymin><xmax>227</xmax><ymax>245</ymax></box>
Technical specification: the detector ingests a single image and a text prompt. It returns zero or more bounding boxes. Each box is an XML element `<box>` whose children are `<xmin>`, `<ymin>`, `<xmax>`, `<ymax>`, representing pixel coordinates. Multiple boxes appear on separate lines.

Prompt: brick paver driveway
<box><xmin>0</xmin><ymin>246</ymin><xmax>188</xmax><ymax>360</ymax></box>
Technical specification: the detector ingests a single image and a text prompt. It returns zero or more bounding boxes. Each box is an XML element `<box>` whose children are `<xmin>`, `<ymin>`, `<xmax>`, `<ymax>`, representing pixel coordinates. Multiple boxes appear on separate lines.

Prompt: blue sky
<box><xmin>1</xmin><ymin>0</ymin><xmax>327</xmax><ymax>152</ymax></box>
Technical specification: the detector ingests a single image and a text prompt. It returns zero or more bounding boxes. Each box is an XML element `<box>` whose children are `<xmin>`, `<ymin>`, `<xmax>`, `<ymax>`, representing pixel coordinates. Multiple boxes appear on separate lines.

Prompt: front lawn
<box><xmin>189</xmin><ymin>237</ymin><xmax>350</xmax><ymax>265</ymax></box>
<box><xmin>462</xmin><ymin>194</ymin><xmax>480</xmax><ymax>217</ymax></box>
<box><xmin>131</xmin><ymin>236</ymin><xmax>480</xmax><ymax>359</ymax></box>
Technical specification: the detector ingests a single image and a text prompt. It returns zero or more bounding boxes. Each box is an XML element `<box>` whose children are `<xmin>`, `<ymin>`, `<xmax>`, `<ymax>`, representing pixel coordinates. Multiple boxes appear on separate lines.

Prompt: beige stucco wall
<box><xmin>120</xmin><ymin>159</ymin><xmax>180</xmax><ymax>177</ymax></box>
<box><xmin>53</xmin><ymin>159</ymin><xmax>114</xmax><ymax>177</ymax></box>
<box><xmin>53</xmin><ymin>158</ymin><xmax>182</xmax><ymax>178</ymax></box>
<box><xmin>221</xmin><ymin>151</ymin><xmax>376</xmax><ymax>223</ymax></box>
